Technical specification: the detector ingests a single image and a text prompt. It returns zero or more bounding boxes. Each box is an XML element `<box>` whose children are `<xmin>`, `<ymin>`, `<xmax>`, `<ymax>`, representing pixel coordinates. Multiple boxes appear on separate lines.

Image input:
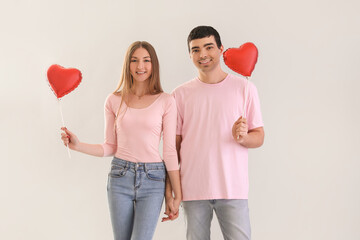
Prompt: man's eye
<box><xmin>192</xmin><ymin>50</ymin><xmax>199</xmax><ymax>53</ymax></box>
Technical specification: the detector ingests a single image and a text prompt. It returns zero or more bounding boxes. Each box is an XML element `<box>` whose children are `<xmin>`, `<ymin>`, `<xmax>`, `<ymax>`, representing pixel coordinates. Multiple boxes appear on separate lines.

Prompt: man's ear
<box><xmin>220</xmin><ymin>45</ymin><xmax>224</xmax><ymax>53</ymax></box>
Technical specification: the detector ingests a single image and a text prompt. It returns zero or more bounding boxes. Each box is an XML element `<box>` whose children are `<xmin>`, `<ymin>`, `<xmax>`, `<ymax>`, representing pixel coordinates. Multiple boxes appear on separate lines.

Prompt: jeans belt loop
<box><xmin>144</xmin><ymin>163</ymin><xmax>148</xmax><ymax>173</ymax></box>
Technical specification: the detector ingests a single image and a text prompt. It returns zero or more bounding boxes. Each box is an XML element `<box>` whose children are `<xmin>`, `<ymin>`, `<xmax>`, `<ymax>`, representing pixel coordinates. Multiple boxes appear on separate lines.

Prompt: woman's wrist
<box><xmin>173</xmin><ymin>191</ymin><xmax>182</xmax><ymax>201</ymax></box>
<box><xmin>165</xmin><ymin>192</ymin><xmax>173</xmax><ymax>199</ymax></box>
<box><xmin>72</xmin><ymin>142</ymin><xmax>82</xmax><ymax>152</ymax></box>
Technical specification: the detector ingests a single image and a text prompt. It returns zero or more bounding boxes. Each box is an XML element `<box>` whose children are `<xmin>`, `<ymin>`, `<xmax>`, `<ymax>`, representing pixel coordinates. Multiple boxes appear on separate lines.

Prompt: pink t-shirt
<box><xmin>172</xmin><ymin>74</ymin><xmax>263</xmax><ymax>200</ymax></box>
<box><xmin>101</xmin><ymin>92</ymin><xmax>179</xmax><ymax>171</ymax></box>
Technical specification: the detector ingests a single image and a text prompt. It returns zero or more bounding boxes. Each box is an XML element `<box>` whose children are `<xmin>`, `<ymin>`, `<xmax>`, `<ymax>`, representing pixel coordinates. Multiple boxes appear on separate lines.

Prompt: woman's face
<box><xmin>130</xmin><ymin>47</ymin><xmax>152</xmax><ymax>83</ymax></box>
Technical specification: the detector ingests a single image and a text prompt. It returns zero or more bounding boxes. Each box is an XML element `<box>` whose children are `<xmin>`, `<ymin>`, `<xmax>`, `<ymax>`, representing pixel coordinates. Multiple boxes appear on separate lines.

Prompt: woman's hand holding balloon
<box><xmin>60</xmin><ymin>128</ymin><xmax>105</xmax><ymax>157</ymax></box>
<box><xmin>60</xmin><ymin>127</ymin><xmax>79</xmax><ymax>150</ymax></box>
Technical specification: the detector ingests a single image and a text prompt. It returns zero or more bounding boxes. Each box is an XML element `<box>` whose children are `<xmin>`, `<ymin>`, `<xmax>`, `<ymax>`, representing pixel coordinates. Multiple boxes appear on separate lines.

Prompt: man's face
<box><xmin>189</xmin><ymin>36</ymin><xmax>223</xmax><ymax>73</ymax></box>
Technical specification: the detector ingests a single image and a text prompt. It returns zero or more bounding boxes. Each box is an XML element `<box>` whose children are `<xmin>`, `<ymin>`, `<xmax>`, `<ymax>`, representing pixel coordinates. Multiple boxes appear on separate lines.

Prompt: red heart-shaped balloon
<box><xmin>223</xmin><ymin>42</ymin><xmax>258</xmax><ymax>77</ymax></box>
<box><xmin>47</xmin><ymin>64</ymin><xmax>82</xmax><ymax>99</ymax></box>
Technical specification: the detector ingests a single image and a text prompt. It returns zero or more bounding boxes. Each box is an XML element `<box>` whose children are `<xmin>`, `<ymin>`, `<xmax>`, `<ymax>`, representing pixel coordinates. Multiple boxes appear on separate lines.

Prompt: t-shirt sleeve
<box><xmin>246</xmin><ymin>82</ymin><xmax>264</xmax><ymax>130</ymax></box>
<box><xmin>162</xmin><ymin>95</ymin><xmax>179</xmax><ymax>171</ymax></box>
<box><xmin>102</xmin><ymin>94</ymin><xmax>117</xmax><ymax>157</ymax></box>
<box><xmin>171</xmin><ymin>90</ymin><xmax>183</xmax><ymax>136</ymax></box>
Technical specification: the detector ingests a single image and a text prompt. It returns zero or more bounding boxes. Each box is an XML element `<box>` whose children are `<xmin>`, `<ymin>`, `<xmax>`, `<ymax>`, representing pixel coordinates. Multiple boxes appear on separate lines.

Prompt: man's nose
<box><xmin>200</xmin><ymin>49</ymin><xmax>207</xmax><ymax>58</ymax></box>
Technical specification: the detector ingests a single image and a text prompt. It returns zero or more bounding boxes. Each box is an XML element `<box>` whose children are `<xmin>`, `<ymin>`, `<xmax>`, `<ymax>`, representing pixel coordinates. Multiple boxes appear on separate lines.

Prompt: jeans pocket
<box><xmin>109</xmin><ymin>165</ymin><xmax>127</xmax><ymax>178</ymax></box>
<box><xmin>146</xmin><ymin>169</ymin><xmax>166</xmax><ymax>182</ymax></box>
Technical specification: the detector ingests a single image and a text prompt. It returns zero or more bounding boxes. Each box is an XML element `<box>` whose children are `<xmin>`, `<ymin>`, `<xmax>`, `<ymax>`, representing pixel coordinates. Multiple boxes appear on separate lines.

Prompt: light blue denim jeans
<box><xmin>107</xmin><ymin>157</ymin><xmax>166</xmax><ymax>240</ymax></box>
<box><xmin>183</xmin><ymin>199</ymin><xmax>251</xmax><ymax>240</ymax></box>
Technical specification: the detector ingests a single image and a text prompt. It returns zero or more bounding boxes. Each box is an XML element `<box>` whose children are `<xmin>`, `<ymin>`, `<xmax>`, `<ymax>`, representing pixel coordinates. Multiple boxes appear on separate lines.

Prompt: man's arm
<box><xmin>238</xmin><ymin>127</ymin><xmax>264</xmax><ymax>148</ymax></box>
<box><xmin>232</xmin><ymin>116</ymin><xmax>264</xmax><ymax>148</ymax></box>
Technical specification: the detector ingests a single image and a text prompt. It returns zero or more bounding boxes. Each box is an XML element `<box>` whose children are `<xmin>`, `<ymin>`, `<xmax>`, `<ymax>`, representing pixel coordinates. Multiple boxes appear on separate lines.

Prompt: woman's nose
<box><xmin>137</xmin><ymin>62</ymin><xmax>144</xmax><ymax>69</ymax></box>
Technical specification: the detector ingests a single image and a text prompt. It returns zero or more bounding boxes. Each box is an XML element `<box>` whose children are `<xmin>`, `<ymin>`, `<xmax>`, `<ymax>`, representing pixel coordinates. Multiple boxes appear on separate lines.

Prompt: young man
<box><xmin>165</xmin><ymin>26</ymin><xmax>264</xmax><ymax>240</ymax></box>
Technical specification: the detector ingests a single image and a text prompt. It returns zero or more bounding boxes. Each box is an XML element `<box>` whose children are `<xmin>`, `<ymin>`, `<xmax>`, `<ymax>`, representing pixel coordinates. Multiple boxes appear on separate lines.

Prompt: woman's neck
<box><xmin>130</xmin><ymin>80</ymin><xmax>151</xmax><ymax>98</ymax></box>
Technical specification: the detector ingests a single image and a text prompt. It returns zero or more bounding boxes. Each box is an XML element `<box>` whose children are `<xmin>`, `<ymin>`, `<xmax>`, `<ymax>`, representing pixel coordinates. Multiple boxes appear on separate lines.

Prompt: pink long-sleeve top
<box><xmin>101</xmin><ymin>92</ymin><xmax>179</xmax><ymax>171</ymax></box>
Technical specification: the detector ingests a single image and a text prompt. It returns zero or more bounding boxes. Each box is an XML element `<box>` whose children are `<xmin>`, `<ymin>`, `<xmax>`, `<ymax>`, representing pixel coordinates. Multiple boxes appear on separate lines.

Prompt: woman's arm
<box><xmin>167</xmin><ymin>170</ymin><xmax>182</xmax><ymax>209</ymax></box>
<box><xmin>163</xmin><ymin>135</ymin><xmax>182</xmax><ymax>222</ymax></box>
<box><xmin>61</xmin><ymin>127</ymin><xmax>104</xmax><ymax>157</ymax></box>
<box><xmin>161</xmin><ymin>96</ymin><xmax>182</xmax><ymax>221</ymax></box>
<box><xmin>59</xmin><ymin>94</ymin><xmax>117</xmax><ymax>158</ymax></box>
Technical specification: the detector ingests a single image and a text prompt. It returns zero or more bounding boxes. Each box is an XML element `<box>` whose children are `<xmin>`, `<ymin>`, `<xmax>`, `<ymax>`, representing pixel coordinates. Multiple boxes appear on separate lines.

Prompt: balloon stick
<box><xmin>242</xmin><ymin>76</ymin><xmax>249</xmax><ymax>118</ymax></box>
<box><xmin>237</xmin><ymin>76</ymin><xmax>250</xmax><ymax>140</ymax></box>
<box><xmin>58</xmin><ymin>99</ymin><xmax>71</xmax><ymax>159</ymax></box>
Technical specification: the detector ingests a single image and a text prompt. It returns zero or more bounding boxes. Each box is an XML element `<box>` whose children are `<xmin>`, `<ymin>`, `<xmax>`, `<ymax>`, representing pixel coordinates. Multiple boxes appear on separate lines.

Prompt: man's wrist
<box><xmin>237</xmin><ymin>134</ymin><xmax>249</xmax><ymax>145</ymax></box>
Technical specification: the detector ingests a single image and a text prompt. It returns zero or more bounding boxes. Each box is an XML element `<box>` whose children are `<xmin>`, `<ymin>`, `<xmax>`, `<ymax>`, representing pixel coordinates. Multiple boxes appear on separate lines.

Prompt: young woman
<box><xmin>60</xmin><ymin>41</ymin><xmax>181</xmax><ymax>240</ymax></box>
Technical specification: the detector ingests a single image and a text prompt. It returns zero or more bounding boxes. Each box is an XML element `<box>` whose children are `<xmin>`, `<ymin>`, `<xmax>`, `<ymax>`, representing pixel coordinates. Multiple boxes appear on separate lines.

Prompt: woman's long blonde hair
<box><xmin>113</xmin><ymin>41</ymin><xmax>163</xmax><ymax>120</ymax></box>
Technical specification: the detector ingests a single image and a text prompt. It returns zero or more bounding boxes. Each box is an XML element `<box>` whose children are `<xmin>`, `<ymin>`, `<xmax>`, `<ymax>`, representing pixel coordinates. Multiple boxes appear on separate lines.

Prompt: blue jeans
<box><xmin>107</xmin><ymin>157</ymin><xmax>166</xmax><ymax>240</ymax></box>
<box><xmin>183</xmin><ymin>199</ymin><xmax>251</xmax><ymax>240</ymax></box>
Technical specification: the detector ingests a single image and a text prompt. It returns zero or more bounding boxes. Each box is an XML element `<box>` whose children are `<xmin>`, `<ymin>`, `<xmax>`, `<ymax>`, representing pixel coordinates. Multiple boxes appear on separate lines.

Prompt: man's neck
<box><xmin>198</xmin><ymin>68</ymin><xmax>227</xmax><ymax>84</ymax></box>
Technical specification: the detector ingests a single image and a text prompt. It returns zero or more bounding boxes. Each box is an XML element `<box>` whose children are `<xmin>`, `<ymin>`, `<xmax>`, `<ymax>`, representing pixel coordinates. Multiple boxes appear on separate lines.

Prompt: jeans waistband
<box><xmin>112</xmin><ymin>157</ymin><xmax>165</xmax><ymax>171</ymax></box>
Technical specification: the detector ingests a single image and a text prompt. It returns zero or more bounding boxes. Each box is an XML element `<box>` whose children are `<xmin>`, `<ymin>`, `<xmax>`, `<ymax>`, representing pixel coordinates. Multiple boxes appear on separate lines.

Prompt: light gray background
<box><xmin>1</xmin><ymin>0</ymin><xmax>359</xmax><ymax>239</ymax></box>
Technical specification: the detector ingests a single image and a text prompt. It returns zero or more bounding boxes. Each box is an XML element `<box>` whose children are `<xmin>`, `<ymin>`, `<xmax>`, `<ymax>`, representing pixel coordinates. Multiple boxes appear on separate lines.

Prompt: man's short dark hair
<box><xmin>187</xmin><ymin>26</ymin><xmax>222</xmax><ymax>52</ymax></box>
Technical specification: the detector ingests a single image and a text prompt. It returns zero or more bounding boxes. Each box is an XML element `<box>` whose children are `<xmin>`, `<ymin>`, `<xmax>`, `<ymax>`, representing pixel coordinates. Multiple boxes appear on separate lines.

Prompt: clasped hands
<box><xmin>162</xmin><ymin>194</ymin><xmax>181</xmax><ymax>222</ymax></box>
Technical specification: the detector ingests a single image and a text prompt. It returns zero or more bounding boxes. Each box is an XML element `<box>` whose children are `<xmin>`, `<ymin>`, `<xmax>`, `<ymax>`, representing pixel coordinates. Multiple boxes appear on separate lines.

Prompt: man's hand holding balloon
<box><xmin>232</xmin><ymin>116</ymin><xmax>248</xmax><ymax>144</ymax></box>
